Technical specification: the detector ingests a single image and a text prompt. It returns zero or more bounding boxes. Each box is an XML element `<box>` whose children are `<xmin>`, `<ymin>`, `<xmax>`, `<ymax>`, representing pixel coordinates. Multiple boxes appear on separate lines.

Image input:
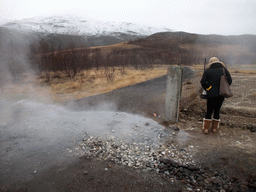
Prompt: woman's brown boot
<box><xmin>212</xmin><ymin>119</ymin><xmax>220</xmax><ymax>133</ymax></box>
<box><xmin>203</xmin><ymin>118</ymin><xmax>212</xmax><ymax>134</ymax></box>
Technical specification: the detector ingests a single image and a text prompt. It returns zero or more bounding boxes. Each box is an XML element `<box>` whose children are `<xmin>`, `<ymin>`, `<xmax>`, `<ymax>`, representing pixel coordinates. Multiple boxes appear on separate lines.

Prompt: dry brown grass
<box><xmin>49</xmin><ymin>66</ymin><xmax>169</xmax><ymax>103</ymax></box>
<box><xmin>192</xmin><ymin>64</ymin><xmax>256</xmax><ymax>74</ymax></box>
<box><xmin>2</xmin><ymin>64</ymin><xmax>255</xmax><ymax>104</ymax></box>
<box><xmin>228</xmin><ymin>64</ymin><xmax>256</xmax><ymax>74</ymax></box>
<box><xmin>1</xmin><ymin>65</ymin><xmax>168</xmax><ymax>104</ymax></box>
<box><xmin>231</xmin><ymin>69</ymin><xmax>256</xmax><ymax>74</ymax></box>
<box><xmin>75</xmin><ymin>42</ymin><xmax>142</xmax><ymax>56</ymax></box>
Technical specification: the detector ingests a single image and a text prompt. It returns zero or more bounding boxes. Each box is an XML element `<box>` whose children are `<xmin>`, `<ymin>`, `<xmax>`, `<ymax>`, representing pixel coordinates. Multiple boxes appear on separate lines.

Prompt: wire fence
<box><xmin>180</xmin><ymin>69</ymin><xmax>256</xmax><ymax>127</ymax></box>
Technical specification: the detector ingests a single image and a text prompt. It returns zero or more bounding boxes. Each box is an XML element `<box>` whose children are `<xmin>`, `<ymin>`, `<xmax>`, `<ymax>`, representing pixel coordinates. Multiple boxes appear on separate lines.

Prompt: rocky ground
<box><xmin>1</xmin><ymin>74</ymin><xmax>256</xmax><ymax>192</ymax></box>
<box><xmin>66</xmin><ymin>74</ymin><xmax>256</xmax><ymax>191</ymax></box>
<box><xmin>65</xmin><ymin>113</ymin><xmax>256</xmax><ymax>192</ymax></box>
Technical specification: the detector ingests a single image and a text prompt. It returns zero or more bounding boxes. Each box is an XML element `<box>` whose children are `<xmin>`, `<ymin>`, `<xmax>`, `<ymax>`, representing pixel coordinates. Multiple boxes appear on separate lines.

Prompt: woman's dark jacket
<box><xmin>200</xmin><ymin>62</ymin><xmax>232</xmax><ymax>98</ymax></box>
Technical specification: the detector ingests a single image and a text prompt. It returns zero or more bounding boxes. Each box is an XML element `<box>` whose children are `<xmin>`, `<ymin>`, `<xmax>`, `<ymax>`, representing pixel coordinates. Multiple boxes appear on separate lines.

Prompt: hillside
<box><xmin>91</xmin><ymin>32</ymin><xmax>256</xmax><ymax>66</ymax></box>
<box><xmin>1</xmin><ymin>26</ymin><xmax>256</xmax><ymax>88</ymax></box>
<box><xmin>1</xmin><ymin>15</ymin><xmax>171</xmax><ymax>47</ymax></box>
<box><xmin>1</xmin><ymin>15</ymin><xmax>171</xmax><ymax>36</ymax></box>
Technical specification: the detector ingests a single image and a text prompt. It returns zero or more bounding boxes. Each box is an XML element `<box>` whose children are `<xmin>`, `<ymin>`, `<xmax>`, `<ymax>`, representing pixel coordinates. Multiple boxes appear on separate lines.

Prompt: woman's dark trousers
<box><xmin>205</xmin><ymin>96</ymin><xmax>224</xmax><ymax>119</ymax></box>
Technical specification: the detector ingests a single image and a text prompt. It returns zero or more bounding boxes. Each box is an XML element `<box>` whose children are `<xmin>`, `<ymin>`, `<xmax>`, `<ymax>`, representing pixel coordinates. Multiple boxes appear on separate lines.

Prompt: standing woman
<box><xmin>200</xmin><ymin>57</ymin><xmax>232</xmax><ymax>134</ymax></box>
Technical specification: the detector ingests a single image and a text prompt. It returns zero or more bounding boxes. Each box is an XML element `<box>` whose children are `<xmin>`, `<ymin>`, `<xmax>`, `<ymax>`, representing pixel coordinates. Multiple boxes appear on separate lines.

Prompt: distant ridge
<box><xmin>1</xmin><ymin>15</ymin><xmax>171</xmax><ymax>37</ymax></box>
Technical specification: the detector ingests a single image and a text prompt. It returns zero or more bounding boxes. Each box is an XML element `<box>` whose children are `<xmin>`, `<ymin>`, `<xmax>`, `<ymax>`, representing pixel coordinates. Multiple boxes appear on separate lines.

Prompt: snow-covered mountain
<box><xmin>1</xmin><ymin>15</ymin><xmax>171</xmax><ymax>37</ymax></box>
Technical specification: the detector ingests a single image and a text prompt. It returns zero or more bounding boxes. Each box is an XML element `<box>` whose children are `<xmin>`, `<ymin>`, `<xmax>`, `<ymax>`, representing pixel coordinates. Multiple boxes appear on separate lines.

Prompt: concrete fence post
<box><xmin>165</xmin><ymin>65</ymin><xmax>183</xmax><ymax>123</ymax></box>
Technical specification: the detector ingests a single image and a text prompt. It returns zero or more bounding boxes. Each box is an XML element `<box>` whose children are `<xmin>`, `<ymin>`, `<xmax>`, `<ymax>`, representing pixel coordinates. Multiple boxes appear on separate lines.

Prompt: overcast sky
<box><xmin>0</xmin><ymin>0</ymin><xmax>256</xmax><ymax>35</ymax></box>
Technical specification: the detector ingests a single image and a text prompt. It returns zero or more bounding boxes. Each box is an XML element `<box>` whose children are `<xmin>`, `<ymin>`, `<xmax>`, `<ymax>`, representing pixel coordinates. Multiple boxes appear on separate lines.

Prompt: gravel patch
<box><xmin>67</xmin><ymin>125</ymin><xmax>255</xmax><ymax>191</ymax></box>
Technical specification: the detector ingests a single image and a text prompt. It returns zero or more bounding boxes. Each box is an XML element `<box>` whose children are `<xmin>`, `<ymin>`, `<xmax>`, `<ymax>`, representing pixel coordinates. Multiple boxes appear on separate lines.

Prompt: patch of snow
<box><xmin>1</xmin><ymin>15</ymin><xmax>171</xmax><ymax>36</ymax></box>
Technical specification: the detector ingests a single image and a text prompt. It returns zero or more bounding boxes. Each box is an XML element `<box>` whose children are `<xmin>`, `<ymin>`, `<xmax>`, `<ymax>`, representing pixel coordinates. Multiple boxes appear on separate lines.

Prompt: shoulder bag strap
<box><xmin>223</xmin><ymin>68</ymin><xmax>226</xmax><ymax>76</ymax></box>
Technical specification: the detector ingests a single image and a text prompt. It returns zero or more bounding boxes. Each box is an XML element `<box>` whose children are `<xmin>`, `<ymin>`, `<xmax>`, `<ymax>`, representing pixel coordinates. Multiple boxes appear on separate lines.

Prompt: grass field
<box><xmin>1</xmin><ymin>65</ymin><xmax>169</xmax><ymax>104</ymax></box>
<box><xmin>1</xmin><ymin>64</ymin><xmax>255</xmax><ymax>105</ymax></box>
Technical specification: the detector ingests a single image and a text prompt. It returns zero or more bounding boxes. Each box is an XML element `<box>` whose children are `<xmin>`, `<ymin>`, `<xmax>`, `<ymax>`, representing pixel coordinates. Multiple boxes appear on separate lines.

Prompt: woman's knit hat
<box><xmin>206</xmin><ymin>57</ymin><xmax>226</xmax><ymax>69</ymax></box>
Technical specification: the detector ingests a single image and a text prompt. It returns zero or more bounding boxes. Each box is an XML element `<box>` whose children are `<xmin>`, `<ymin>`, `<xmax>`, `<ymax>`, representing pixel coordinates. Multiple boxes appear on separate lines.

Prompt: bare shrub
<box><xmin>119</xmin><ymin>66</ymin><xmax>126</xmax><ymax>75</ymax></box>
<box><xmin>105</xmin><ymin>67</ymin><xmax>116</xmax><ymax>82</ymax></box>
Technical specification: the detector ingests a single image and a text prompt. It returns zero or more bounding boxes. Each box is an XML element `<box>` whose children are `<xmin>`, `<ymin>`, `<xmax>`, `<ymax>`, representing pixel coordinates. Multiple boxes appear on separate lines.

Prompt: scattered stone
<box><xmin>158</xmin><ymin>132</ymin><xmax>163</xmax><ymax>138</ymax></box>
<box><xmin>68</xmin><ymin>129</ymin><xmax>250</xmax><ymax>191</ymax></box>
<box><xmin>246</xmin><ymin>125</ymin><xmax>256</xmax><ymax>132</ymax></box>
<box><xmin>83</xmin><ymin>171</ymin><xmax>89</xmax><ymax>175</ymax></box>
<box><xmin>168</xmin><ymin>125</ymin><xmax>180</xmax><ymax>132</ymax></box>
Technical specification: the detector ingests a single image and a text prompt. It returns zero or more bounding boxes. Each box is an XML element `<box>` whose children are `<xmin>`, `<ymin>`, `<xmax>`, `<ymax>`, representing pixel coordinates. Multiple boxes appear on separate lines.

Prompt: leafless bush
<box><xmin>105</xmin><ymin>67</ymin><xmax>116</xmax><ymax>82</ymax></box>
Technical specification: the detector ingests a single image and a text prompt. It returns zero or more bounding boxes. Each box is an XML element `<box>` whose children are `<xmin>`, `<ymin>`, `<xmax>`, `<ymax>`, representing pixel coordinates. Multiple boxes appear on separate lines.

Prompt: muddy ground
<box><xmin>1</xmin><ymin>74</ymin><xmax>256</xmax><ymax>191</ymax></box>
